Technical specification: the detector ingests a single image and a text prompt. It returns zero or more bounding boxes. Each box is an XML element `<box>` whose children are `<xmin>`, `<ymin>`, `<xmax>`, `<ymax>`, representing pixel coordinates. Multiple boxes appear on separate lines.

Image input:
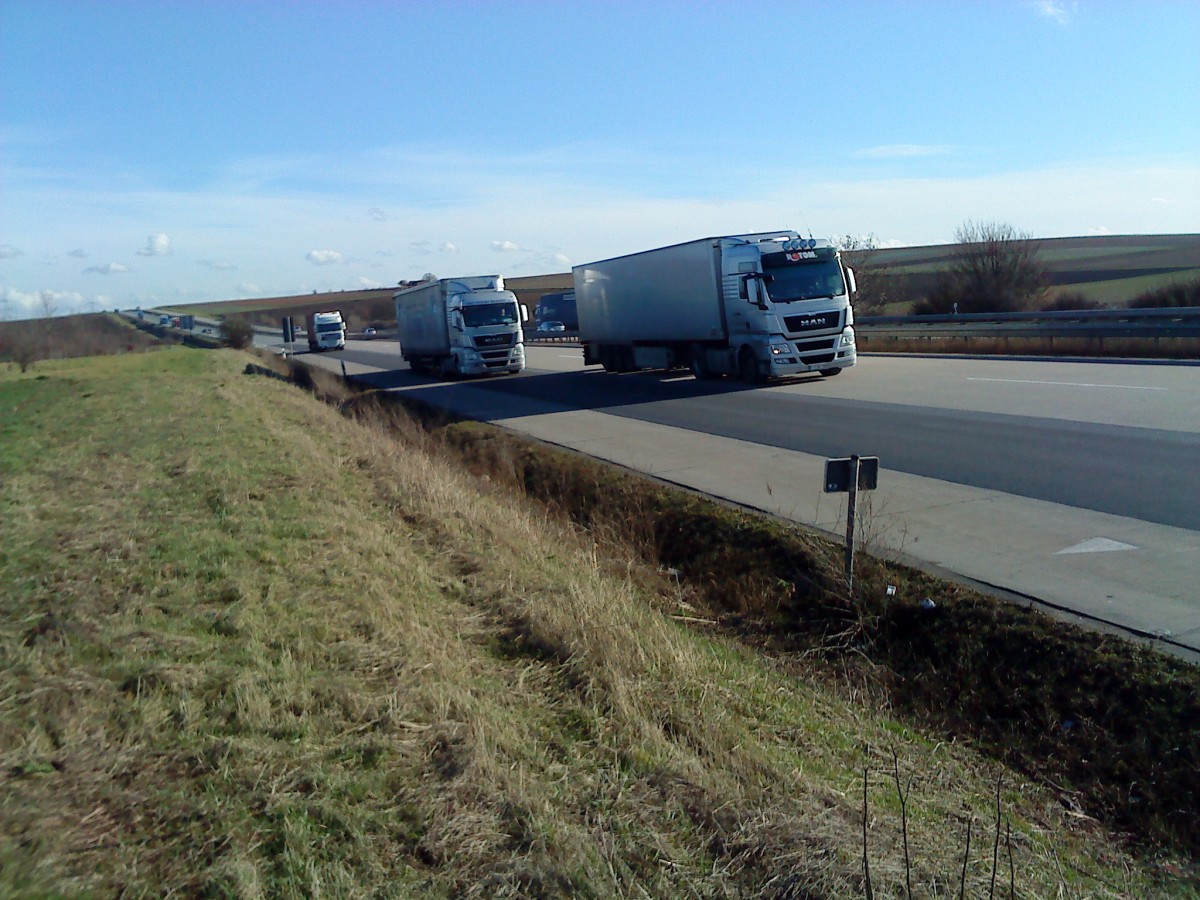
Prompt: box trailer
<box><xmin>574</xmin><ymin>232</ymin><xmax>856</xmax><ymax>381</ymax></box>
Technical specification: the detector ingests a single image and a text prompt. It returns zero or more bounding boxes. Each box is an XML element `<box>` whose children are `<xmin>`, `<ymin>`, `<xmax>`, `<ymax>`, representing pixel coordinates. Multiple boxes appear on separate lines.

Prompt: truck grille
<box><xmin>480</xmin><ymin>349</ymin><xmax>513</xmax><ymax>366</ymax></box>
<box><xmin>794</xmin><ymin>338</ymin><xmax>837</xmax><ymax>354</ymax></box>
<box><xmin>475</xmin><ymin>333</ymin><xmax>514</xmax><ymax>348</ymax></box>
<box><xmin>783</xmin><ymin>311</ymin><xmax>842</xmax><ymax>333</ymax></box>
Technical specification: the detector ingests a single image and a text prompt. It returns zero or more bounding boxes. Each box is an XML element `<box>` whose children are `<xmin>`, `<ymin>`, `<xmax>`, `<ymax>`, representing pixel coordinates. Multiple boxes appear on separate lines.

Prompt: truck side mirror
<box><xmin>740</xmin><ymin>274</ymin><xmax>770</xmax><ymax>310</ymax></box>
<box><xmin>520</xmin><ymin>304</ymin><xmax>529</xmax><ymax>323</ymax></box>
<box><xmin>846</xmin><ymin>267</ymin><xmax>857</xmax><ymax>296</ymax></box>
<box><xmin>451</xmin><ymin>311</ymin><xmax>463</xmax><ymax>331</ymax></box>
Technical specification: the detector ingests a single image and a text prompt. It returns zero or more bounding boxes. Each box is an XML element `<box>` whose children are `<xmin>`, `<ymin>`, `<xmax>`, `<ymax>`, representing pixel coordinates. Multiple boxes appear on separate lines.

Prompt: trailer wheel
<box><xmin>738</xmin><ymin>346</ymin><xmax>763</xmax><ymax>384</ymax></box>
<box><xmin>689</xmin><ymin>346</ymin><xmax>715</xmax><ymax>380</ymax></box>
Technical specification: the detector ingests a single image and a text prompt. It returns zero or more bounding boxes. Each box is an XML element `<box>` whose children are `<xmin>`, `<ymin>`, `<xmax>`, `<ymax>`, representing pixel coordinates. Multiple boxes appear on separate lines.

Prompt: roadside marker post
<box><xmin>824</xmin><ymin>455</ymin><xmax>880</xmax><ymax>595</ymax></box>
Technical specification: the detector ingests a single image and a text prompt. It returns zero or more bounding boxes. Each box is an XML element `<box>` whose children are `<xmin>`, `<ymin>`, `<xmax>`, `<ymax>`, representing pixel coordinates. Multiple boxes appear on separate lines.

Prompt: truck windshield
<box><xmin>462</xmin><ymin>302</ymin><xmax>518</xmax><ymax>327</ymax></box>
<box><xmin>762</xmin><ymin>256</ymin><xmax>846</xmax><ymax>303</ymax></box>
<box><xmin>317</xmin><ymin>322</ymin><xmax>343</xmax><ymax>333</ymax></box>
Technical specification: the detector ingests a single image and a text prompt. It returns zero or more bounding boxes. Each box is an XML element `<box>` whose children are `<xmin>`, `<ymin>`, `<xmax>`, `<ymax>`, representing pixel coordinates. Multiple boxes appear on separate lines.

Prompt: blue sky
<box><xmin>2</xmin><ymin>1</ymin><xmax>1198</xmax><ymax>318</ymax></box>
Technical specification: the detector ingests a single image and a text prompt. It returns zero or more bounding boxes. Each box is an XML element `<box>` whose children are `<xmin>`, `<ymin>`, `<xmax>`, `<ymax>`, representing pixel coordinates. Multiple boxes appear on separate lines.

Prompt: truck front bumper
<box><xmin>459</xmin><ymin>346</ymin><xmax>525</xmax><ymax>376</ymax></box>
<box><xmin>766</xmin><ymin>328</ymin><xmax>856</xmax><ymax>375</ymax></box>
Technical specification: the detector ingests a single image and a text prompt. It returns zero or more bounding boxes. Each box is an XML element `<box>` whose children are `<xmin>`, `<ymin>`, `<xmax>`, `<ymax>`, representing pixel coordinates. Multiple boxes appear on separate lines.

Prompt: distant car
<box><xmin>363</xmin><ymin>327</ymin><xmax>377</xmax><ymax>338</ymax></box>
<box><xmin>537</xmin><ymin>321</ymin><xmax>566</xmax><ymax>333</ymax></box>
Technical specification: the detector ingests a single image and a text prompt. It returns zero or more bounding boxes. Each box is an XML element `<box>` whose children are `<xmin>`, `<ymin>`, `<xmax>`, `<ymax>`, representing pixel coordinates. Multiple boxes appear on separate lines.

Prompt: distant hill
<box><xmin>856</xmin><ymin>233</ymin><xmax>1200</xmax><ymax>313</ymax></box>
<box><xmin>171</xmin><ymin>235</ymin><xmax>1199</xmax><ymax>324</ymax></box>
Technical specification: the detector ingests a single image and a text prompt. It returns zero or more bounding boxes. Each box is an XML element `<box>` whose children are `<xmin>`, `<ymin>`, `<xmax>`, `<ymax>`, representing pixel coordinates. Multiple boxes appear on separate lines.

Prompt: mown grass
<box><xmin>1</xmin><ymin>348</ymin><xmax>1196</xmax><ymax>897</ymax></box>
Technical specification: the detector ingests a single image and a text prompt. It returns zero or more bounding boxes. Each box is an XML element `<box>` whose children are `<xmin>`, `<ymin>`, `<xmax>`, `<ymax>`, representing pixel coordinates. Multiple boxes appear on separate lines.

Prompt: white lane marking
<box><xmin>1056</xmin><ymin>537</ymin><xmax>1139</xmax><ymax>555</ymax></box>
<box><xmin>967</xmin><ymin>377</ymin><xmax>1165</xmax><ymax>391</ymax></box>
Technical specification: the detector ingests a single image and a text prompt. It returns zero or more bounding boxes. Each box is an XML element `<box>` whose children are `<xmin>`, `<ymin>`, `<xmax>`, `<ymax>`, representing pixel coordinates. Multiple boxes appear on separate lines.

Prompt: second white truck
<box><xmin>306</xmin><ymin>310</ymin><xmax>346</xmax><ymax>352</ymax></box>
<box><xmin>394</xmin><ymin>275</ymin><xmax>526</xmax><ymax>377</ymax></box>
<box><xmin>573</xmin><ymin>232</ymin><xmax>857</xmax><ymax>382</ymax></box>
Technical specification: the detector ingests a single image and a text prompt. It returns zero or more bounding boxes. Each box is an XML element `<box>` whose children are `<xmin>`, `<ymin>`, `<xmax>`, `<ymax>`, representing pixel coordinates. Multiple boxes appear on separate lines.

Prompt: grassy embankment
<box><xmin>1</xmin><ymin>347</ymin><xmax>1196</xmax><ymax>896</ymax></box>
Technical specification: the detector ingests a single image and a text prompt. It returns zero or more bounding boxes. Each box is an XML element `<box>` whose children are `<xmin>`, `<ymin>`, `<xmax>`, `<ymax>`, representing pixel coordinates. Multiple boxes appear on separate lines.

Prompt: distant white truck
<box><xmin>394</xmin><ymin>275</ymin><xmax>526</xmax><ymax>377</ymax></box>
<box><xmin>573</xmin><ymin>232</ymin><xmax>857</xmax><ymax>381</ymax></box>
<box><xmin>305</xmin><ymin>310</ymin><xmax>346</xmax><ymax>352</ymax></box>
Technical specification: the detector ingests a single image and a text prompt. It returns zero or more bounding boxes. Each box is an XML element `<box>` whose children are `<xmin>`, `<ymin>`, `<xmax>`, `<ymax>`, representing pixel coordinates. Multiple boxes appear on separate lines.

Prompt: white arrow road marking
<box><xmin>1055</xmin><ymin>537</ymin><xmax>1139</xmax><ymax>555</ymax></box>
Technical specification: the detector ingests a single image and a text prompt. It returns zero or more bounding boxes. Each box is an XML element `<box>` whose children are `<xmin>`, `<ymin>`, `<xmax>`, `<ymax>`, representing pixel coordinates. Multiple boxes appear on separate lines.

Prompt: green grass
<box><xmin>1</xmin><ymin>348</ymin><xmax>1196</xmax><ymax>897</ymax></box>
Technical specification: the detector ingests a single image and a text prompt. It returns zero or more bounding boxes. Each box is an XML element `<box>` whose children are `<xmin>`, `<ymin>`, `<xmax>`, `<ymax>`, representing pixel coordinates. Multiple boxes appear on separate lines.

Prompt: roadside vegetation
<box><xmin>2</xmin><ymin>344</ymin><xmax>1197</xmax><ymax>897</ymax></box>
<box><xmin>0</xmin><ymin>312</ymin><xmax>165</xmax><ymax>371</ymax></box>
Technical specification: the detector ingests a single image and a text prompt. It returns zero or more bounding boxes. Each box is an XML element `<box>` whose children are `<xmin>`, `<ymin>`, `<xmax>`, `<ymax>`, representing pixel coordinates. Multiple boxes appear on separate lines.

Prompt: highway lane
<box><xmin>306</xmin><ymin>341</ymin><xmax>1200</xmax><ymax>532</ymax></box>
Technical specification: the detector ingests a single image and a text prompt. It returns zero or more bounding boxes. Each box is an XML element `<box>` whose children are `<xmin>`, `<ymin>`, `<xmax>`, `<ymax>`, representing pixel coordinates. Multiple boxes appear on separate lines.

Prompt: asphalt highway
<box><xmin>323</xmin><ymin>342</ymin><xmax>1200</xmax><ymax>531</ymax></box>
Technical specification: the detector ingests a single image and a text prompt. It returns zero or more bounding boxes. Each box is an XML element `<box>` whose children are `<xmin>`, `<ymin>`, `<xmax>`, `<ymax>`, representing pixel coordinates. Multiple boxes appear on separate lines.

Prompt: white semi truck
<box><xmin>573</xmin><ymin>232</ymin><xmax>857</xmax><ymax>382</ymax></box>
<box><xmin>305</xmin><ymin>310</ymin><xmax>346</xmax><ymax>352</ymax></box>
<box><xmin>394</xmin><ymin>275</ymin><xmax>526</xmax><ymax>377</ymax></box>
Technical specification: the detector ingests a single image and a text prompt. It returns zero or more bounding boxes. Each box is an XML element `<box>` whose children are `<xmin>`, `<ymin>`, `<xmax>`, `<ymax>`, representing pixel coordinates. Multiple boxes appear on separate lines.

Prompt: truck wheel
<box><xmin>819</xmin><ymin>368</ymin><xmax>842</xmax><ymax>377</ymax></box>
<box><xmin>689</xmin><ymin>346</ymin><xmax>715</xmax><ymax>380</ymax></box>
<box><xmin>738</xmin><ymin>347</ymin><xmax>763</xmax><ymax>384</ymax></box>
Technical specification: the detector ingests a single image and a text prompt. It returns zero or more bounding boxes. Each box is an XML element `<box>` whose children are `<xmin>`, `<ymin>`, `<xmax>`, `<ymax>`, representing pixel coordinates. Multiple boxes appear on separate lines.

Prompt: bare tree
<box><xmin>919</xmin><ymin>221</ymin><xmax>1045</xmax><ymax>314</ymax></box>
<box><xmin>38</xmin><ymin>291</ymin><xmax>59</xmax><ymax>363</ymax></box>
<box><xmin>835</xmin><ymin>233</ymin><xmax>903</xmax><ymax>314</ymax></box>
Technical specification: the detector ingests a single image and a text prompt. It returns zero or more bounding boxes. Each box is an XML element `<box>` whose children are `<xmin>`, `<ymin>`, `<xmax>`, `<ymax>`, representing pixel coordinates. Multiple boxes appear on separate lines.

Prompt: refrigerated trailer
<box><xmin>573</xmin><ymin>232</ymin><xmax>856</xmax><ymax>382</ymax></box>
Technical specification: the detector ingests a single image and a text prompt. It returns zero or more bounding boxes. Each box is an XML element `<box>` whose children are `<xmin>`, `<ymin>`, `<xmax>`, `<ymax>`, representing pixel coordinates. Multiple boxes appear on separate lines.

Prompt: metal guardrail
<box><xmin>525</xmin><ymin>332</ymin><xmax>580</xmax><ymax>344</ymax></box>
<box><xmin>855</xmin><ymin>307</ymin><xmax>1200</xmax><ymax>340</ymax></box>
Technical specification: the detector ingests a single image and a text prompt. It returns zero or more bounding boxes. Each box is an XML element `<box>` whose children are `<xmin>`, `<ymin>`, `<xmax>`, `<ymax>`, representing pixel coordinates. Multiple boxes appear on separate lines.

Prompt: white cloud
<box><xmin>83</xmin><ymin>262</ymin><xmax>130</xmax><ymax>275</ymax></box>
<box><xmin>1</xmin><ymin>286</ymin><xmax>89</xmax><ymax>319</ymax></box>
<box><xmin>367</xmin><ymin>207</ymin><xmax>387</xmax><ymax>222</ymax></box>
<box><xmin>237</xmin><ymin>282</ymin><xmax>261</xmax><ymax>295</ymax></box>
<box><xmin>136</xmin><ymin>233</ymin><xmax>171</xmax><ymax>256</ymax></box>
<box><xmin>356</xmin><ymin>276</ymin><xmax>382</xmax><ymax>288</ymax></box>
<box><xmin>1030</xmin><ymin>0</ymin><xmax>1077</xmax><ymax>25</ymax></box>
<box><xmin>409</xmin><ymin>241</ymin><xmax>432</xmax><ymax>256</ymax></box>
<box><xmin>1</xmin><ymin>286</ymin><xmax>38</xmax><ymax>317</ymax></box>
<box><xmin>199</xmin><ymin>259</ymin><xmax>238</xmax><ymax>270</ymax></box>
<box><xmin>67</xmin><ymin>248</ymin><xmax>87</xmax><ymax>258</ymax></box>
<box><xmin>3</xmin><ymin>137</ymin><xmax>1195</xmax><ymax>309</ymax></box>
<box><xmin>854</xmin><ymin>145</ymin><xmax>954</xmax><ymax>160</ymax></box>
<box><xmin>0</xmin><ymin>244</ymin><xmax>24</xmax><ymax>259</ymax></box>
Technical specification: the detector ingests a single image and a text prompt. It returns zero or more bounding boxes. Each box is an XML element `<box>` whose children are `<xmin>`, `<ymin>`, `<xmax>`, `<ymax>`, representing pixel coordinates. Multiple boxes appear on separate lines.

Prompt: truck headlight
<box><xmin>841</xmin><ymin>327</ymin><xmax>855</xmax><ymax>347</ymax></box>
<box><xmin>769</xmin><ymin>339</ymin><xmax>791</xmax><ymax>355</ymax></box>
